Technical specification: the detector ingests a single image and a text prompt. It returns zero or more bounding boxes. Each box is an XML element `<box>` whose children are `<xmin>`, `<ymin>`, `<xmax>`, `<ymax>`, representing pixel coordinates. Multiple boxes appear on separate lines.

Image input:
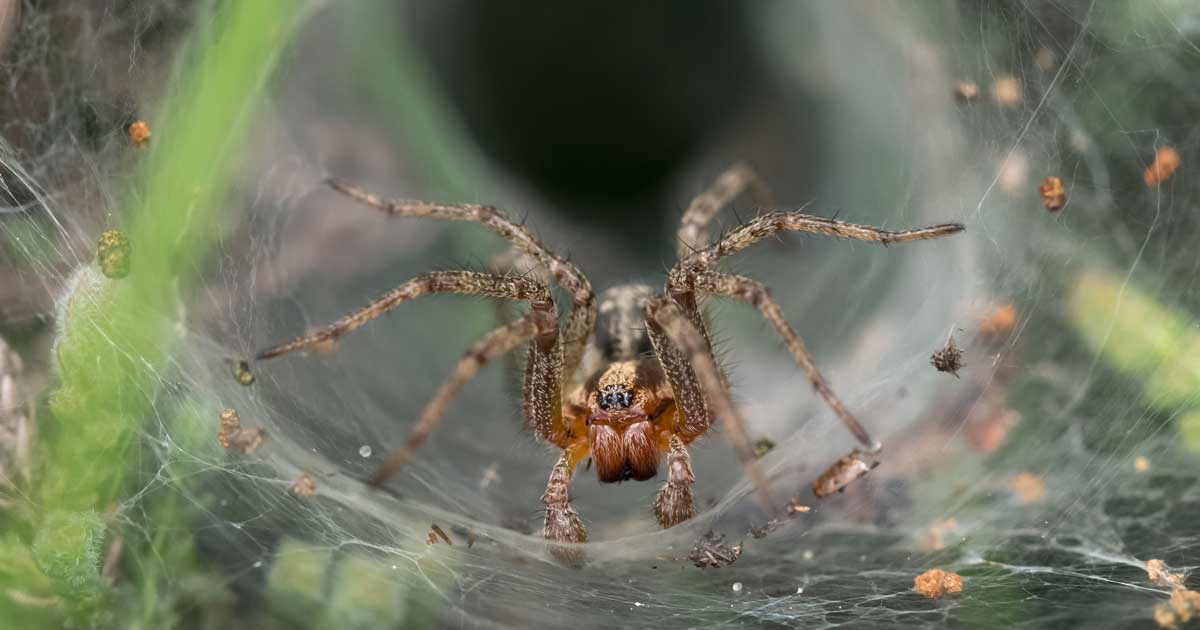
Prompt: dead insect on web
<box><xmin>1038</xmin><ymin>176</ymin><xmax>1066</xmax><ymax>211</ymax></box>
<box><xmin>425</xmin><ymin>524</ymin><xmax>452</xmax><ymax>546</ymax></box>
<box><xmin>1145</xmin><ymin>146</ymin><xmax>1181</xmax><ymax>187</ymax></box>
<box><xmin>753</xmin><ymin>436</ymin><xmax>775</xmax><ymax>459</ymax></box>
<box><xmin>229</xmin><ymin>359</ymin><xmax>255</xmax><ymax>386</ymax></box>
<box><xmin>930</xmin><ymin>336</ymin><xmax>964</xmax><ymax>378</ymax></box>
<box><xmin>217</xmin><ymin>408</ymin><xmax>265</xmax><ymax>454</ymax></box>
<box><xmin>96</xmin><ymin>229</ymin><xmax>131</xmax><ymax>279</ymax></box>
<box><xmin>913</xmin><ymin>568</ymin><xmax>963</xmax><ymax>599</ymax></box>
<box><xmin>813</xmin><ymin>449</ymin><xmax>878</xmax><ymax>498</ymax></box>
<box><xmin>127</xmin><ymin>120</ymin><xmax>151</xmax><ymax>149</ymax></box>
<box><xmin>688</xmin><ymin>531</ymin><xmax>742</xmax><ymax>568</ymax></box>
<box><xmin>290</xmin><ymin>473</ymin><xmax>316</xmax><ymax>497</ymax></box>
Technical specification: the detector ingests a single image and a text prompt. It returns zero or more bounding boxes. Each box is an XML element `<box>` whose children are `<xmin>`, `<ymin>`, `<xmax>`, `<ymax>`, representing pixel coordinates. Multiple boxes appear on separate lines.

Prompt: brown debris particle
<box><xmin>425</xmin><ymin>524</ymin><xmax>452</xmax><ymax>545</ymax></box>
<box><xmin>96</xmin><ymin>229</ymin><xmax>132</xmax><ymax>279</ymax></box>
<box><xmin>786</xmin><ymin>500</ymin><xmax>812</xmax><ymax>515</ymax></box>
<box><xmin>1156</xmin><ymin>588</ymin><xmax>1200</xmax><ymax>629</ymax></box>
<box><xmin>1038</xmin><ymin>176</ymin><xmax>1067</xmax><ymax>211</ymax></box>
<box><xmin>230</xmin><ymin>359</ymin><xmax>255</xmax><ymax>386</ymax></box>
<box><xmin>217</xmin><ymin>408</ymin><xmax>266</xmax><ymax>454</ymax></box>
<box><xmin>1147</xmin><ymin>559</ymin><xmax>1186</xmax><ymax>590</ymax></box>
<box><xmin>1008</xmin><ymin>472</ymin><xmax>1044</xmax><ymax>503</ymax></box>
<box><xmin>688</xmin><ymin>531</ymin><xmax>742</xmax><ymax>568</ymax></box>
<box><xmin>978</xmin><ymin>304</ymin><xmax>1018</xmax><ymax>337</ymax></box>
<box><xmin>914</xmin><ymin>568</ymin><xmax>963</xmax><ymax>599</ymax></box>
<box><xmin>813</xmin><ymin>449</ymin><xmax>877</xmax><ymax>498</ymax></box>
<box><xmin>990</xmin><ymin>75</ymin><xmax>1023</xmax><ymax>107</ymax></box>
<box><xmin>290</xmin><ymin>473</ymin><xmax>316</xmax><ymax>497</ymax></box>
<box><xmin>930</xmin><ymin>337</ymin><xmax>965</xmax><ymax>378</ymax></box>
<box><xmin>127</xmin><ymin>120</ymin><xmax>151</xmax><ymax>149</ymax></box>
<box><xmin>1145</xmin><ymin>146</ymin><xmax>1181</xmax><ymax>187</ymax></box>
<box><xmin>753</xmin><ymin>436</ymin><xmax>776</xmax><ymax>459</ymax></box>
<box><xmin>954</xmin><ymin>81</ymin><xmax>979</xmax><ymax>102</ymax></box>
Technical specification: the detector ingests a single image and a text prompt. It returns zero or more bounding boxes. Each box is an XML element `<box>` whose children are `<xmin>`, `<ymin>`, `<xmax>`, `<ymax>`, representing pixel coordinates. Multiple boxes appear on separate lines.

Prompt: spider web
<box><xmin>2</xmin><ymin>1</ymin><xmax>1199</xmax><ymax>628</ymax></box>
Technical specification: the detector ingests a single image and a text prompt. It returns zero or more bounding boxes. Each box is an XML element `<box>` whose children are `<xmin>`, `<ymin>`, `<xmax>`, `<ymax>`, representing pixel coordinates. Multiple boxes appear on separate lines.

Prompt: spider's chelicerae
<box><xmin>255</xmin><ymin>163</ymin><xmax>964</xmax><ymax>561</ymax></box>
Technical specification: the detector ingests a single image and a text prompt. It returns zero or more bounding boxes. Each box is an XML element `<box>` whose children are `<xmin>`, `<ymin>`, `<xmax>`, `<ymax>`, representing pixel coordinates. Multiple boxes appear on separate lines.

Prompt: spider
<box><xmin>254</xmin><ymin>163</ymin><xmax>964</xmax><ymax>562</ymax></box>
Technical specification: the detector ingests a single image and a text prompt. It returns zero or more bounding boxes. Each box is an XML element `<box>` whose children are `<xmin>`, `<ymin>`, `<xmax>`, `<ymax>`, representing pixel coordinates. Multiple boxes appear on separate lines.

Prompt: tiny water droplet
<box><xmin>731</xmin><ymin>582</ymin><xmax>743</xmax><ymax>593</ymax></box>
<box><xmin>359</xmin><ymin>445</ymin><xmax>372</xmax><ymax>458</ymax></box>
<box><xmin>252</xmin><ymin>560</ymin><xmax>263</xmax><ymax>568</ymax></box>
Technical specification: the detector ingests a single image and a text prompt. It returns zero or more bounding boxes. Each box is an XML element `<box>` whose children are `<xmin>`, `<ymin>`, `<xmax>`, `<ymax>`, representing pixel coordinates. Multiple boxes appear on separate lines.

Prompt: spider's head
<box><xmin>598</xmin><ymin>384</ymin><xmax>633</xmax><ymax>411</ymax></box>
<box><xmin>586</xmin><ymin>360</ymin><xmax>664</xmax><ymax>424</ymax></box>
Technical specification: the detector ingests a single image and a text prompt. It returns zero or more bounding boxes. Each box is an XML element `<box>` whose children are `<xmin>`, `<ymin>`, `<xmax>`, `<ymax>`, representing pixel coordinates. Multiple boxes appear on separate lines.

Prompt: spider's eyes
<box><xmin>599</xmin><ymin>384</ymin><xmax>633</xmax><ymax>411</ymax></box>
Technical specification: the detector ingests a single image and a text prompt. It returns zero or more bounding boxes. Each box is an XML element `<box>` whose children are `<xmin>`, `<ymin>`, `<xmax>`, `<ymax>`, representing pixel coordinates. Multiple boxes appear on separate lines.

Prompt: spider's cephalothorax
<box><xmin>254</xmin><ymin>163</ymin><xmax>965</xmax><ymax>565</ymax></box>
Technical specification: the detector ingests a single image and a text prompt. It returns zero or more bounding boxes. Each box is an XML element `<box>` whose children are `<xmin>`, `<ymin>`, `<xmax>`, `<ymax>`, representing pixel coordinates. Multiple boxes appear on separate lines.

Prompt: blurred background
<box><xmin>1</xmin><ymin>1</ymin><xmax>1199</xmax><ymax>628</ymax></box>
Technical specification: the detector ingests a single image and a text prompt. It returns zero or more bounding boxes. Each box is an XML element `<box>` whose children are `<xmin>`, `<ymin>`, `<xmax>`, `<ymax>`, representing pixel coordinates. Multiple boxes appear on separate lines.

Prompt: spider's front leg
<box><xmin>654</xmin><ymin>435</ymin><xmax>696</xmax><ymax>528</ymax></box>
<box><xmin>542</xmin><ymin>445</ymin><xmax>588</xmax><ymax>566</ymax></box>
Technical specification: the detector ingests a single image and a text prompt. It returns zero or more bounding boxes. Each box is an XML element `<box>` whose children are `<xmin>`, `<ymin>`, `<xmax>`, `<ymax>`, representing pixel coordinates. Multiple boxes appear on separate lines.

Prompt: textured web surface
<box><xmin>2</xmin><ymin>1</ymin><xmax>1200</xmax><ymax>628</ymax></box>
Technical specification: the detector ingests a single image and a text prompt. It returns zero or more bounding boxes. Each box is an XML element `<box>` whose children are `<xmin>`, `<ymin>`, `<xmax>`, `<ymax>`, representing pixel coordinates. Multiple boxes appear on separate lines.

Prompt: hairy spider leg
<box><xmin>326</xmin><ymin>177</ymin><xmax>596</xmax><ymax>382</ymax></box>
<box><xmin>542</xmin><ymin>444</ymin><xmax>589</xmax><ymax>566</ymax></box>
<box><xmin>676</xmin><ymin>161</ymin><xmax>776</xmax><ymax>260</ymax></box>
<box><xmin>253</xmin><ymin>271</ymin><xmax>569</xmax><ymax>484</ymax></box>
<box><xmin>644</xmin><ymin>297</ymin><xmax>775</xmax><ymax>511</ymax></box>
<box><xmin>668</xmin><ymin>182</ymin><xmax>964</xmax><ymax>498</ymax></box>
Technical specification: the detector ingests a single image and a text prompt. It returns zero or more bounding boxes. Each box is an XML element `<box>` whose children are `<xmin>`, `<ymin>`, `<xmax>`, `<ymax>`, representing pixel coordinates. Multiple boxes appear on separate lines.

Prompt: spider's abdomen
<box><xmin>590</xmin><ymin>284</ymin><xmax>655</xmax><ymax>363</ymax></box>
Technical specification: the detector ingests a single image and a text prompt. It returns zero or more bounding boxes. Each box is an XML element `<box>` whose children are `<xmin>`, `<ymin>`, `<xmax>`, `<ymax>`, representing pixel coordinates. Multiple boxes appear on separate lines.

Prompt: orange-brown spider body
<box><xmin>565</xmin><ymin>360</ymin><xmax>677</xmax><ymax>483</ymax></box>
<box><xmin>253</xmin><ymin>163</ymin><xmax>965</xmax><ymax>565</ymax></box>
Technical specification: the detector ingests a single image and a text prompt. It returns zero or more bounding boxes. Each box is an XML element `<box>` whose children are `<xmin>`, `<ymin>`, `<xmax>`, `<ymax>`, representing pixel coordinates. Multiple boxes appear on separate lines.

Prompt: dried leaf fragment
<box><xmin>290</xmin><ymin>473</ymin><xmax>316</xmax><ymax>497</ymax></box>
<box><xmin>1145</xmin><ymin>146</ymin><xmax>1181</xmax><ymax>187</ymax></box>
<box><xmin>425</xmin><ymin>524</ymin><xmax>452</xmax><ymax>545</ymax></box>
<box><xmin>914</xmin><ymin>568</ymin><xmax>963</xmax><ymax>598</ymax></box>
<box><xmin>930</xmin><ymin>337</ymin><xmax>965</xmax><ymax>377</ymax></box>
<box><xmin>1009</xmin><ymin>472</ymin><xmax>1044</xmax><ymax>503</ymax></box>
<box><xmin>1038</xmin><ymin>176</ymin><xmax>1066</xmax><ymax>211</ymax></box>
<box><xmin>688</xmin><ymin>531</ymin><xmax>742</xmax><ymax>568</ymax></box>
<box><xmin>218</xmin><ymin>408</ymin><xmax>266</xmax><ymax>454</ymax></box>
<box><xmin>96</xmin><ymin>229</ymin><xmax>132</xmax><ymax>279</ymax></box>
<box><xmin>127</xmin><ymin>120</ymin><xmax>151</xmax><ymax>149</ymax></box>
